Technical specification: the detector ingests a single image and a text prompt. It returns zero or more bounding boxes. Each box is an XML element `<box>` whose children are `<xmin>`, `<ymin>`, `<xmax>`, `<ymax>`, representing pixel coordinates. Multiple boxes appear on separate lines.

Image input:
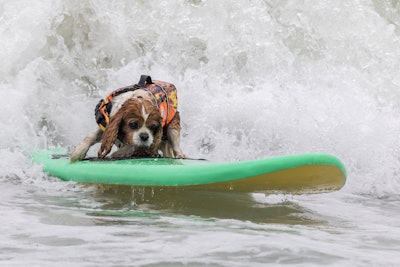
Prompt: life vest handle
<box><xmin>138</xmin><ymin>75</ymin><xmax>153</xmax><ymax>87</ymax></box>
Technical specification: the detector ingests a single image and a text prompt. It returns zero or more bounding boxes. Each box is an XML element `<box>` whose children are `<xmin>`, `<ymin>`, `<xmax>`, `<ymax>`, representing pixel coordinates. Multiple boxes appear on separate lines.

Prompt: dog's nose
<box><xmin>139</xmin><ymin>132</ymin><xmax>149</xmax><ymax>141</ymax></box>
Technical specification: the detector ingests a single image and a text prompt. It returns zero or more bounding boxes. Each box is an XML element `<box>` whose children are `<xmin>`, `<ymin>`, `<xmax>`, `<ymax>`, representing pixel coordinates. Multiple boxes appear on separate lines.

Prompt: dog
<box><xmin>70</xmin><ymin>75</ymin><xmax>185</xmax><ymax>162</ymax></box>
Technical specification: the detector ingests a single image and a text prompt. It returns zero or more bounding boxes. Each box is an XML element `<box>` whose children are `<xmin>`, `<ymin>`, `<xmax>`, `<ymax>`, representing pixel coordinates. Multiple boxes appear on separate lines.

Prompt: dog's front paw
<box><xmin>70</xmin><ymin>143</ymin><xmax>90</xmax><ymax>162</ymax></box>
<box><xmin>174</xmin><ymin>153</ymin><xmax>187</xmax><ymax>159</ymax></box>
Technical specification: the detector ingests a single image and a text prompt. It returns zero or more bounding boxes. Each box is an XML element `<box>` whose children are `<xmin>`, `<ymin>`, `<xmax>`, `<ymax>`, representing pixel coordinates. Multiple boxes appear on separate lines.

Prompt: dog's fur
<box><xmin>70</xmin><ymin>89</ymin><xmax>185</xmax><ymax>162</ymax></box>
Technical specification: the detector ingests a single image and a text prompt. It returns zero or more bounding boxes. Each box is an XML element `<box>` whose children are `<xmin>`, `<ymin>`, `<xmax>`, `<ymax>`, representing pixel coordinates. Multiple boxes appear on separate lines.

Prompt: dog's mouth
<box><xmin>135</xmin><ymin>142</ymin><xmax>152</xmax><ymax>148</ymax></box>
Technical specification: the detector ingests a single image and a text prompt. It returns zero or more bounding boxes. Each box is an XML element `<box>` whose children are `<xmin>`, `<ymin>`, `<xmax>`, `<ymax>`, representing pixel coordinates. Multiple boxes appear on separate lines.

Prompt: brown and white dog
<box><xmin>70</xmin><ymin>76</ymin><xmax>185</xmax><ymax>162</ymax></box>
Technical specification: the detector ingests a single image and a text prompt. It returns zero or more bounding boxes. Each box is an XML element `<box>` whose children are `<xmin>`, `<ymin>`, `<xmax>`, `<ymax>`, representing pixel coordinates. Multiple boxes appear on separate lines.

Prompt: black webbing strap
<box><xmin>137</xmin><ymin>75</ymin><xmax>153</xmax><ymax>87</ymax></box>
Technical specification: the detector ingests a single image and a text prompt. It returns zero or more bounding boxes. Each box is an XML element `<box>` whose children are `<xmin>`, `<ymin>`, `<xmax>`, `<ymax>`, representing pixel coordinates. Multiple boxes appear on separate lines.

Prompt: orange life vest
<box><xmin>95</xmin><ymin>75</ymin><xmax>178</xmax><ymax>131</ymax></box>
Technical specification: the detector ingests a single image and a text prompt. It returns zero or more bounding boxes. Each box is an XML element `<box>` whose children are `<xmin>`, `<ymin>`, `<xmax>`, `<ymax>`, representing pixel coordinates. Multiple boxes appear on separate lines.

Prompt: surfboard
<box><xmin>32</xmin><ymin>149</ymin><xmax>346</xmax><ymax>194</ymax></box>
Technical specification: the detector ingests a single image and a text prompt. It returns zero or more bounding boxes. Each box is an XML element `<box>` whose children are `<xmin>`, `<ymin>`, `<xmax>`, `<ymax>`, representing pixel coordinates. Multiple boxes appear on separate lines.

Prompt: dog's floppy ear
<box><xmin>98</xmin><ymin>111</ymin><xmax>124</xmax><ymax>158</ymax></box>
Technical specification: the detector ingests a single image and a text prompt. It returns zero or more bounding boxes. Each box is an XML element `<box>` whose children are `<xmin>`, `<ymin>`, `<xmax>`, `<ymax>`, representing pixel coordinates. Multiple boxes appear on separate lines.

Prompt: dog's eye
<box><xmin>129</xmin><ymin>121</ymin><xmax>139</xmax><ymax>129</ymax></box>
<box><xmin>149</xmin><ymin>124</ymin><xmax>159</xmax><ymax>134</ymax></box>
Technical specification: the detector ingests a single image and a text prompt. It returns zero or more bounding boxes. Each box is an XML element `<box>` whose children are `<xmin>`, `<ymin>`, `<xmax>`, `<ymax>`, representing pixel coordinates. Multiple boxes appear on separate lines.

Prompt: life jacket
<box><xmin>95</xmin><ymin>75</ymin><xmax>178</xmax><ymax>131</ymax></box>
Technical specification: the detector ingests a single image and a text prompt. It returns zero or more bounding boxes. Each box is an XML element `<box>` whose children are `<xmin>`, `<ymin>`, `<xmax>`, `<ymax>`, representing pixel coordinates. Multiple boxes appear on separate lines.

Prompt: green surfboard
<box><xmin>33</xmin><ymin>149</ymin><xmax>346</xmax><ymax>194</ymax></box>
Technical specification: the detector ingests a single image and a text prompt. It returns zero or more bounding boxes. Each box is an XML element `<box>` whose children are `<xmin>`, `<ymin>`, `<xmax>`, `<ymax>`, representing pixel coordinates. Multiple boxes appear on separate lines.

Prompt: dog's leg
<box><xmin>70</xmin><ymin>129</ymin><xmax>103</xmax><ymax>162</ymax></box>
<box><xmin>166</xmin><ymin>112</ymin><xmax>186</xmax><ymax>158</ymax></box>
<box><xmin>160</xmin><ymin>139</ymin><xmax>173</xmax><ymax>157</ymax></box>
<box><xmin>167</xmin><ymin>128</ymin><xmax>186</xmax><ymax>158</ymax></box>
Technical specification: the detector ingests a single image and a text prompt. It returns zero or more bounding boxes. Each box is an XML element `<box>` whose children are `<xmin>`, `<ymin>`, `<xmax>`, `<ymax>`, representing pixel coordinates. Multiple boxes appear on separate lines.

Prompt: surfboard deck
<box><xmin>32</xmin><ymin>149</ymin><xmax>346</xmax><ymax>194</ymax></box>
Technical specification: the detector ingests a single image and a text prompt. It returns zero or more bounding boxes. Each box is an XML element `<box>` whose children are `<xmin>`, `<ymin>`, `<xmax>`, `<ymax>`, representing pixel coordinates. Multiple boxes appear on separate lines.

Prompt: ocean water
<box><xmin>1</xmin><ymin>0</ymin><xmax>400</xmax><ymax>266</ymax></box>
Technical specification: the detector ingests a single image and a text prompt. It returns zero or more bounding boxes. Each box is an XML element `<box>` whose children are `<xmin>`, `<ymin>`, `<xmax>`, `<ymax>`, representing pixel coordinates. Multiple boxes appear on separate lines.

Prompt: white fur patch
<box><xmin>141</xmin><ymin>104</ymin><xmax>149</xmax><ymax>122</ymax></box>
<box><xmin>109</xmin><ymin>91</ymin><xmax>135</xmax><ymax>117</ymax></box>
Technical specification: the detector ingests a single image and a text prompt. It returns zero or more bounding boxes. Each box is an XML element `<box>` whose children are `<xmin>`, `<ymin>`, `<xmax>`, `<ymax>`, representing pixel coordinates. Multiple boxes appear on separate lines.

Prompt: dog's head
<box><xmin>98</xmin><ymin>97</ymin><xmax>162</xmax><ymax>158</ymax></box>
